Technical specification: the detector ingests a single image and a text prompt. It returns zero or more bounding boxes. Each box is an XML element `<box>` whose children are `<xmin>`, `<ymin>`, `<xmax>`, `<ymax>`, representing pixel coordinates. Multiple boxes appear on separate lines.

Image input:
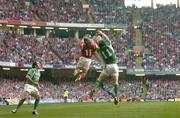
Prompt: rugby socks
<box><xmin>113</xmin><ymin>84</ymin><xmax>119</xmax><ymax>97</ymax></box>
<box><xmin>94</xmin><ymin>80</ymin><xmax>102</xmax><ymax>89</ymax></box>
<box><xmin>90</xmin><ymin>80</ymin><xmax>119</xmax><ymax>99</ymax></box>
<box><xmin>94</xmin><ymin>80</ymin><xmax>113</xmax><ymax>96</ymax></box>
<box><xmin>33</xmin><ymin>99</ymin><xmax>40</xmax><ymax>111</ymax></box>
<box><xmin>89</xmin><ymin>80</ymin><xmax>102</xmax><ymax>97</ymax></box>
<box><xmin>16</xmin><ymin>99</ymin><xmax>26</xmax><ymax>110</ymax></box>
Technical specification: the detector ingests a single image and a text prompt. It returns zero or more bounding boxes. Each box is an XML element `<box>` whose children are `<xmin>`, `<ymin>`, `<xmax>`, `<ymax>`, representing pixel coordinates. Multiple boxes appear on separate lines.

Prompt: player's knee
<box><xmin>73</xmin><ymin>69</ymin><xmax>78</xmax><ymax>75</ymax></box>
<box><xmin>37</xmin><ymin>96</ymin><xmax>40</xmax><ymax>100</ymax></box>
<box><xmin>21</xmin><ymin>92</ymin><xmax>29</xmax><ymax>99</ymax></box>
<box><xmin>74</xmin><ymin>68</ymin><xmax>84</xmax><ymax>75</ymax></box>
<box><xmin>98</xmin><ymin>73</ymin><xmax>106</xmax><ymax>81</ymax></box>
<box><xmin>97</xmin><ymin>77</ymin><xmax>103</xmax><ymax>82</ymax></box>
<box><xmin>112</xmin><ymin>76</ymin><xmax>119</xmax><ymax>85</ymax></box>
<box><xmin>21</xmin><ymin>96</ymin><xmax>27</xmax><ymax>100</ymax></box>
<box><xmin>35</xmin><ymin>94</ymin><xmax>40</xmax><ymax>99</ymax></box>
<box><xmin>36</xmin><ymin>91</ymin><xmax>41</xmax><ymax>98</ymax></box>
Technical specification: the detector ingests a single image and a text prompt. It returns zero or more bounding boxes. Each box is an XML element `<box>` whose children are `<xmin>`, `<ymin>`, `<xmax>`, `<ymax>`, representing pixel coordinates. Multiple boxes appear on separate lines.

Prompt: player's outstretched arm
<box><xmin>97</xmin><ymin>31</ymin><xmax>110</xmax><ymax>41</ymax></box>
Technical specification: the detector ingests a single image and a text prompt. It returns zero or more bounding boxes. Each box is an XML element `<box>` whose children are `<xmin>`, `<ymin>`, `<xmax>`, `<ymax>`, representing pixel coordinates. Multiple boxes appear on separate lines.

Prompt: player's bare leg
<box><xmin>32</xmin><ymin>92</ymin><xmax>40</xmax><ymax>115</ymax></box>
<box><xmin>74</xmin><ymin>68</ymin><xmax>87</xmax><ymax>82</ymax></box>
<box><xmin>74</xmin><ymin>68</ymin><xmax>81</xmax><ymax>81</ymax></box>
<box><xmin>74</xmin><ymin>70</ymin><xmax>83</xmax><ymax>82</ymax></box>
<box><xmin>11</xmin><ymin>91</ymin><xmax>29</xmax><ymax>113</ymax></box>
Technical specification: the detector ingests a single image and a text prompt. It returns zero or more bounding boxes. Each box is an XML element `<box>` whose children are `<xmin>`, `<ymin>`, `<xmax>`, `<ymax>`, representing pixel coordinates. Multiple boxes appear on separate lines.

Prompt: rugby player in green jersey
<box><xmin>89</xmin><ymin>31</ymin><xmax>119</xmax><ymax>105</ymax></box>
<box><xmin>11</xmin><ymin>61</ymin><xmax>42</xmax><ymax>115</ymax></box>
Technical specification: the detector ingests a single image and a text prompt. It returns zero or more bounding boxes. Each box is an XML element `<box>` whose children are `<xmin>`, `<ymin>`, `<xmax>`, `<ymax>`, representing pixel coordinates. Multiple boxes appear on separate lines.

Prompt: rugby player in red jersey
<box><xmin>74</xmin><ymin>34</ymin><xmax>97</xmax><ymax>81</ymax></box>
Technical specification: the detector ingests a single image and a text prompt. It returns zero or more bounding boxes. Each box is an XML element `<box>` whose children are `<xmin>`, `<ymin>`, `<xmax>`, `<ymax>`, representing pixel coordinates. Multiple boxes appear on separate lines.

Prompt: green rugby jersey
<box><xmin>26</xmin><ymin>68</ymin><xmax>40</xmax><ymax>87</ymax></box>
<box><xmin>97</xmin><ymin>39</ymin><xmax>117</xmax><ymax>64</ymax></box>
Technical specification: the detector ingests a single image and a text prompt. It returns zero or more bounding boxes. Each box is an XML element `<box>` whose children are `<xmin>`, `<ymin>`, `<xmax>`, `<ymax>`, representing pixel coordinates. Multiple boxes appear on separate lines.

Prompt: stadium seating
<box><xmin>1</xmin><ymin>78</ymin><xmax>179</xmax><ymax>102</ymax></box>
<box><xmin>0</xmin><ymin>0</ymin><xmax>130</xmax><ymax>24</ymax></box>
<box><xmin>141</xmin><ymin>5</ymin><xmax>179</xmax><ymax>71</ymax></box>
<box><xmin>0</xmin><ymin>0</ymin><xmax>87</xmax><ymax>23</ymax></box>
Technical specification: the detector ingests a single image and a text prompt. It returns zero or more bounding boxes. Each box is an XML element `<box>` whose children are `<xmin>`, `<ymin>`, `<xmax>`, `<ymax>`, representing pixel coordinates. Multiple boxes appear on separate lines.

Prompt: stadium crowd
<box><xmin>0</xmin><ymin>0</ymin><xmax>132</xmax><ymax>24</ymax></box>
<box><xmin>142</xmin><ymin>5</ymin><xmax>180</xmax><ymax>71</ymax></box>
<box><xmin>146</xmin><ymin>79</ymin><xmax>180</xmax><ymax>100</ymax></box>
<box><xmin>0</xmin><ymin>0</ymin><xmax>36</xmax><ymax>21</ymax></box>
<box><xmin>119</xmin><ymin>80</ymin><xmax>142</xmax><ymax>101</ymax></box>
<box><xmin>0</xmin><ymin>31</ymin><xmax>60</xmax><ymax>66</ymax></box>
<box><xmin>1</xmin><ymin>78</ymin><xmax>180</xmax><ymax>103</ymax></box>
<box><xmin>89</xmin><ymin>0</ymin><xmax>132</xmax><ymax>24</ymax></box>
<box><xmin>0</xmin><ymin>0</ymin><xmax>87</xmax><ymax>23</ymax></box>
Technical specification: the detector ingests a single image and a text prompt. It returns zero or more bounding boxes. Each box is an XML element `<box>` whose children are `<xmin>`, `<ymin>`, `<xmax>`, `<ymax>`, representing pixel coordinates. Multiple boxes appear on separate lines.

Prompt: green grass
<box><xmin>1</xmin><ymin>102</ymin><xmax>180</xmax><ymax>118</ymax></box>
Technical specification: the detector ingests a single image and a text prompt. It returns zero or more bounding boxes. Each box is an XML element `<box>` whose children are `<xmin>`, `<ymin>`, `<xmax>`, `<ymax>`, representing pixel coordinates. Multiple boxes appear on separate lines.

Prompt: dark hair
<box><xmin>32</xmin><ymin>62</ymin><xmax>37</xmax><ymax>68</ymax></box>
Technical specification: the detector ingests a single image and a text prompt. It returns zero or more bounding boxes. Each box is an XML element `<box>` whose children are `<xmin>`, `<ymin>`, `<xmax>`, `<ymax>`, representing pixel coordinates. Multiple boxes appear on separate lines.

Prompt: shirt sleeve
<box><xmin>27</xmin><ymin>69</ymin><xmax>34</xmax><ymax>78</ymax></box>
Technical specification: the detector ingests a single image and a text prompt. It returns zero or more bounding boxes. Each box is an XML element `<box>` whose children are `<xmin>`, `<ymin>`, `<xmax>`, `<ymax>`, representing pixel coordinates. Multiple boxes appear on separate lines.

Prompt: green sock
<box><xmin>93</xmin><ymin>80</ymin><xmax>101</xmax><ymax>90</ymax></box>
<box><xmin>16</xmin><ymin>99</ymin><xmax>25</xmax><ymax>110</ymax></box>
<box><xmin>33</xmin><ymin>99</ymin><xmax>40</xmax><ymax>111</ymax></box>
<box><xmin>93</xmin><ymin>80</ymin><xmax>113</xmax><ymax>96</ymax></box>
<box><xmin>113</xmin><ymin>84</ymin><xmax>119</xmax><ymax>97</ymax></box>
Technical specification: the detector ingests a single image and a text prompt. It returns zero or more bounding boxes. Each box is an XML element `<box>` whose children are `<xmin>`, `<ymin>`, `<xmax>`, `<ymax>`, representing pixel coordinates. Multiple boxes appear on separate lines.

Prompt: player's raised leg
<box><xmin>11</xmin><ymin>91</ymin><xmax>29</xmax><ymax>113</ymax></box>
<box><xmin>89</xmin><ymin>72</ymin><xmax>113</xmax><ymax>98</ymax></box>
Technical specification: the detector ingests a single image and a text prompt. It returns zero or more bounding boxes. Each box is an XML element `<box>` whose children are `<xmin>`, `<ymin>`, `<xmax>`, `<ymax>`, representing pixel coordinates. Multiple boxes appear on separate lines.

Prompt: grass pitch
<box><xmin>1</xmin><ymin>102</ymin><xmax>180</xmax><ymax>118</ymax></box>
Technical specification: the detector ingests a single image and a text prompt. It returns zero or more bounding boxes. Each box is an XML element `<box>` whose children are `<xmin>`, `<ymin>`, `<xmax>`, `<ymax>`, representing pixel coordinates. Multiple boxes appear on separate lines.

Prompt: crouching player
<box><xmin>11</xmin><ymin>61</ymin><xmax>42</xmax><ymax>115</ymax></box>
<box><xmin>74</xmin><ymin>34</ymin><xmax>96</xmax><ymax>81</ymax></box>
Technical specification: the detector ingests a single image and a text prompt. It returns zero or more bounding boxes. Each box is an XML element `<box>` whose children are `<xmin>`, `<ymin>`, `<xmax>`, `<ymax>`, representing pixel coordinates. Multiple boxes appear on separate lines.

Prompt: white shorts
<box><xmin>77</xmin><ymin>57</ymin><xmax>92</xmax><ymax>71</ymax></box>
<box><xmin>24</xmin><ymin>84</ymin><xmax>39</xmax><ymax>94</ymax></box>
<box><xmin>102</xmin><ymin>64</ymin><xmax>119</xmax><ymax>76</ymax></box>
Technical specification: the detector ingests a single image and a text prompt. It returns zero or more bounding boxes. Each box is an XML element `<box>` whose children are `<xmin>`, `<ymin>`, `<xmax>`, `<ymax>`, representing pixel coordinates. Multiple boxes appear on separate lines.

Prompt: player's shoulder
<box><xmin>28</xmin><ymin>68</ymin><xmax>36</xmax><ymax>72</ymax></box>
<box><xmin>103</xmin><ymin>39</ymin><xmax>111</xmax><ymax>46</ymax></box>
<box><xmin>28</xmin><ymin>68</ymin><xmax>33</xmax><ymax>71</ymax></box>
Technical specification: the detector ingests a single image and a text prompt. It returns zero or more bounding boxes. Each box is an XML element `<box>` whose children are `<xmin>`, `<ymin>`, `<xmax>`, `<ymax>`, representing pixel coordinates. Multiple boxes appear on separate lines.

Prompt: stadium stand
<box><xmin>142</xmin><ymin>5</ymin><xmax>180</xmax><ymax>71</ymax></box>
<box><xmin>1</xmin><ymin>78</ymin><xmax>180</xmax><ymax>103</ymax></box>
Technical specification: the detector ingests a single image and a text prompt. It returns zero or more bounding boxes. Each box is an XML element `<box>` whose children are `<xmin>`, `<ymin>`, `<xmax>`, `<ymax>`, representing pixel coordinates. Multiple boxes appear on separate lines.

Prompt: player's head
<box><xmin>93</xmin><ymin>30</ymin><xmax>103</xmax><ymax>44</ymax></box>
<box><xmin>96</xmin><ymin>30</ymin><xmax>103</xmax><ymax>36</ymax></box>
<box><xmin>83</xmin><ymin>34</ymin><xmax>92</xmax><ymax>45</ymax></box>
<box><xmin>32</xmin><ymin>61</ymin><xmax>42</xmax><ymax>69</ymax></box>
<box><xmin>94</xmin><ymin>35</ymin><xmax>103</xmax><ymax>45</ymax></box>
